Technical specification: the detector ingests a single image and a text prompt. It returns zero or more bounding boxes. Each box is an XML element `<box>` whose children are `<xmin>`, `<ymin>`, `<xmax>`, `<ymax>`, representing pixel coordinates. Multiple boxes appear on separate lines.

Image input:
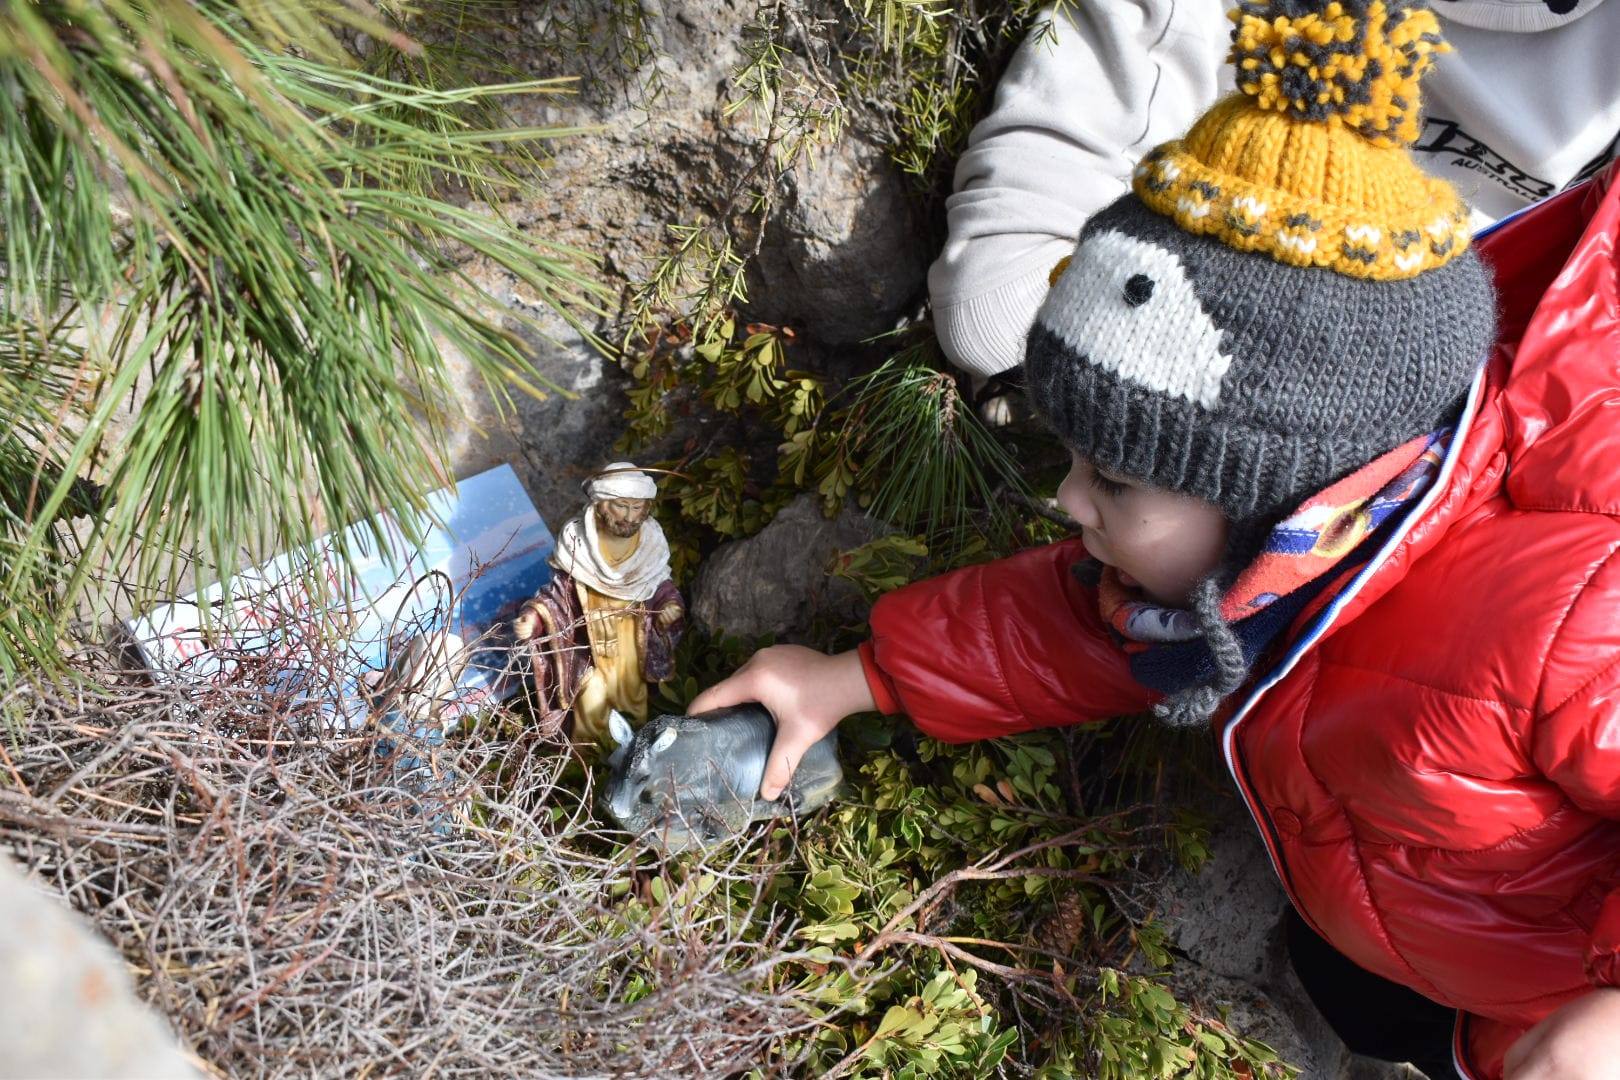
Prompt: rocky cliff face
<box><xmin>447</xmin><ymin>5</ymin><xmax>927</xmax><ymax>524</ymax></box>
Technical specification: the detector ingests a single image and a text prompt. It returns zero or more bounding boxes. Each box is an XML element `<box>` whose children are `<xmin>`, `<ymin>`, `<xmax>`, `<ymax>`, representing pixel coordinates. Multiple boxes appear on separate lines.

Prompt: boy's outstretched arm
<box><xmin>861</xmin><ymin>538</ymin><xmax>1157</xmax><ymax>742</ymax></box>
<box><xmin>692</xmin><ymin>538</ymin><xmax>1157</xmax><ymax>798</ymax></box>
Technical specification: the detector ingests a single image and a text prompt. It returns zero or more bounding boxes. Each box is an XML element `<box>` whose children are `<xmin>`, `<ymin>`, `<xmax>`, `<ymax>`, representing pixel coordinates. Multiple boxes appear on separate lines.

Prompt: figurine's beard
<box><xmin>601</xmin><ymin>518</ymin><xmax>643</xmax><ymax>538</ymax></box>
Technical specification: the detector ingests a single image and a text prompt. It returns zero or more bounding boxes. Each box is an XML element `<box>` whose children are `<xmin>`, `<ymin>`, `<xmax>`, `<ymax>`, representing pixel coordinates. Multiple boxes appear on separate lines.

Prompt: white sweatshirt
<box><xmin>931</xmin><ymin>0</ymin><xmax>1620</xmax><ymax>378</ymax></box>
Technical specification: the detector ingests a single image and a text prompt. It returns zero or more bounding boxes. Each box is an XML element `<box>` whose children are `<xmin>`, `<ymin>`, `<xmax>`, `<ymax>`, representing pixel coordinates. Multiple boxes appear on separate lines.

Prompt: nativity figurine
<box><xmin>512</xmin><ymin>462</ymin><xmax>685</xmax><ymax>751</ymax></box>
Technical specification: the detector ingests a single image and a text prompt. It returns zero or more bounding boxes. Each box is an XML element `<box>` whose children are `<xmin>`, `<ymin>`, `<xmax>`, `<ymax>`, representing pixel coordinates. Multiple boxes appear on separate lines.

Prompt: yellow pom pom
<box><xmin>1228</xmin><ymin>0</ymin><xmax>1450</xmax><ymax>145</ymax></box>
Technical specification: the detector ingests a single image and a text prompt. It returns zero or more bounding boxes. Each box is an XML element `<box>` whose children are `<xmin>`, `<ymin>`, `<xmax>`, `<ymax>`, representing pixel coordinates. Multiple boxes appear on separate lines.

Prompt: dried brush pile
<box><xmin>0</xmin><ymin>640</ymin><xmax>834</xmax><ymax>1078</ymax></box>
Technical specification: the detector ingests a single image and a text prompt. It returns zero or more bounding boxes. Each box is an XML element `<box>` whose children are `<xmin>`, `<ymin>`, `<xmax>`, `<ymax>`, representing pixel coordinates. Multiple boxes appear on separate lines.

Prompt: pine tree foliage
<box><xmin>838</xmin><ymin>340</ymin><xmax>1029</xmax><ymax>559</ymax></box>
<box><xmin>0</xmin><ymin>0</ymin><xmax>603</xmax><ymax>677</ymax></box>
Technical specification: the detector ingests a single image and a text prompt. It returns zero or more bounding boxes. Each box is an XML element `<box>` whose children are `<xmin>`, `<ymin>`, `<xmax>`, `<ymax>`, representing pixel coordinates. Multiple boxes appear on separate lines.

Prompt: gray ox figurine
<box><xmin>600</xmin><ymin>704</ymin><xmax>842</xmax><ymax>853</ymax></box>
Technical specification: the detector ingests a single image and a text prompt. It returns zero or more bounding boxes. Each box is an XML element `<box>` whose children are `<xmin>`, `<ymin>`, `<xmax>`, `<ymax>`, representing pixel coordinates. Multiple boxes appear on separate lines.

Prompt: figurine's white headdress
<box><xmin>586</xmin><ymin>463</ymin><xmax>657</xmax><ymax>502</ymax></box>
<box><xmin>553</xmin><ymin>462</ymin><xmax>672</xmax><ymax>602</ymax></box>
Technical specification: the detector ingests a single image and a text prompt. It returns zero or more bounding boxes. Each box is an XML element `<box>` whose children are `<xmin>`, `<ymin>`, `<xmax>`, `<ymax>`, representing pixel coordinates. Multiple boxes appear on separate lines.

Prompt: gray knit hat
<box><xmin>1026</xmin><ymin>195</ymin><xmax>1494</xmax><ymax>531</ymax></box>
<box><xmin>1026</xmin><ymin>0</ymin><xmax>1498</xmax><ymax>532</ymax></box>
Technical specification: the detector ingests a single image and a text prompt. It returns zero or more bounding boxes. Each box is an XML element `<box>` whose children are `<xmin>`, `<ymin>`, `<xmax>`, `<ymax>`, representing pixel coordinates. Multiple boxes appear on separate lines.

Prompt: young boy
<box><xmin>693</xmin><ymin>2</ymin><xmax>1620</xmax><ymax>1077</ymax></box>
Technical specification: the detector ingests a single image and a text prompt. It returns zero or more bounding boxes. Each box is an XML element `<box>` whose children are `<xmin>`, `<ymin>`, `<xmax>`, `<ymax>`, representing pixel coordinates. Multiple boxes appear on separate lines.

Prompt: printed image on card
<box><xmin>127</xmin><ymin>465</ymin><xmax>552</xmax><ymax>730</ymax></box>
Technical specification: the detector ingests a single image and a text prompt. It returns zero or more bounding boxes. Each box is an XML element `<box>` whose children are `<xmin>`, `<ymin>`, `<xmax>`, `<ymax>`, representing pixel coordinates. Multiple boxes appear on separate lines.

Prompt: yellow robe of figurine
<box><xmin>571</xmin><ymin>533</ymin><xmax>650</xmax><ymax>748</ymax></box>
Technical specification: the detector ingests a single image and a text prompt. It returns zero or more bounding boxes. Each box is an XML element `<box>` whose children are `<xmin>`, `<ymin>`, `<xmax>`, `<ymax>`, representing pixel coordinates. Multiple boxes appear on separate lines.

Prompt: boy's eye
<box><xmin>1089</xmin><ymin>469</ymin><xmax>1128</xmax><ymax>498</ymax></box>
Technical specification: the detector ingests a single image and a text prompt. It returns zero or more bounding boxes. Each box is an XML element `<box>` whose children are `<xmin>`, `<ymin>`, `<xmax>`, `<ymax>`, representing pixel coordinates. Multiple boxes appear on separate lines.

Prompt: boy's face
<box><xmin>1057</xmin><ymin>451</ymin><xmax>1228</xmax><ymax>607</ymax></box>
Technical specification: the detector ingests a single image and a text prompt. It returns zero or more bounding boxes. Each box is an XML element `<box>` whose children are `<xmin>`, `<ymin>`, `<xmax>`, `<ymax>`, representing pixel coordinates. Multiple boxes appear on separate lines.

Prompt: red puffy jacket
<box><xmin>857</xmin><ymin>163</ymin><xmax>1620</xmax><ymax>1079</ymax></box>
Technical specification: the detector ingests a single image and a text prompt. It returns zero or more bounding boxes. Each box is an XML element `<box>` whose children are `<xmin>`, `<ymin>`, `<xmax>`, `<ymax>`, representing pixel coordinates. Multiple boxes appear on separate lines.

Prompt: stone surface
<box><xmin>690</xmin><ymin>493</ymin><xmax>888</xmax><ymax>641</ymax></box>
<box><xmin>1170</xmin><ymin>957</ymin><xmax>1433</xmax><ymax>1079</ymax></box>
<box><xmin>1261</xmin><ymin>956</ymin><xmax>1435</xmax><ymax>1079</ymax></box>
<box><xmin>447</xmin><ymin>299</ymin><xmax>632</xmax><ymax>528</ymax></box>
<box><xmin>1157</xmin><ymin>785</ymin><xmax>1290</xmax><ymax>983</ymax></box>
<box><xmin>1348</xmin><ymin>1057</ymin><xmax>1431</xmax><ymax>1079</ymax></box>
<box><xmin>0</xmin><ymin>856</ymin><xmax>197</xmax><ymax>1079</ymax></box>
<box><xmin>445</xmin><ymin>6</ymin><xmax>931</xmax><ymax>497</ymax></box>
<box><xmin>1165</xmin><ymin>959</ymin><xmax>1351</xmax><ymax>1079</ymax></box>
<box><xmin>1155</xmin><ymin>784</ymin><xmax>1440</xmax><ymax>1078</ymax></box>
<box><xmin>496</xmin><ymin>9</ymin><xmax>927</xmax><ymax>342</ymax></box>
<box><xmin>749</xmin><ymin>134</ymin><xmax>928</xmax><ymax>345</ymax></box>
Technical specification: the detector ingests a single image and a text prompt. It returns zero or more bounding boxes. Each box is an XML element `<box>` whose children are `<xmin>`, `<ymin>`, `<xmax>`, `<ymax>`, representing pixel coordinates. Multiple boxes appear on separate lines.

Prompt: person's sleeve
<box><xmin>857</xmin><ymin>539</ymin><xmax>1157</xmax><ymax>743</ymax></box>
<box><xmin>929</xmin><ymin>1</ymin><xmax>1232</xmax><ymax>379</ymax></box>
<box><xmin>1528</xmin><ymin>547</ymin><xmax>1620</xmax><ymax>988</ymax></box>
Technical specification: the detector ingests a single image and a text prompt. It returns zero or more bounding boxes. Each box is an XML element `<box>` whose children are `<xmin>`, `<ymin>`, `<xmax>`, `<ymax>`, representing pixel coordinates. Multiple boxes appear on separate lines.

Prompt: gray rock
<box><xmin>1165</xmin><ymin>959</ymin><xmax>1350</xmax><ymax>1079</ymax></box>
<box><xmin>447</xmin><ymin>297</ymin><xmax>632</xmax><ymax>527</ymax></box>
<box><xmin>423</xmin><ymin>0</ymin><xmax>941</xmax><ymax>526</ymax></box>
<box><xmin>445</xmin><ymin>9</ymin><xmax>928</xmax><ymax>493</ymax></box>
<box><xmin>749</xmin><ymin>134</ymin><xmax>928</xmax><ymax>344</ymax></box>
<box><xmin>0</xmin><ymin>856</ymin><xmax>197</xmax><ymax>1079</ymax></box>
<box><xmin>690</xmin><ymin>493</ymin><xmax>888</xmax><ymax>640</ymax></box>
<box><xmin>1149</xmin><ymin>791</ymin><xmax>1346</xmax><ymax>1073</ymax></box>
<box><xmin>1156</xmin><ymin>787</ymin><xmax>1290</xmax><ymax>982</ymax></box>
<box><xmin>1169</xmin><ymin>952</ymin><xmax>1427</xmax><ymax>1077</ymax></box>
<box><xmin>1349</xmin><ymin>1055</ymin><xmax>1431</xmax><ymax>1080</ymax></box>
<box><xmin>1257</xmin><ymin>923</ymin><xmax>1438</xmax><ymax>1080</ymax></box>
<box><xmin>1155</xmin><ymin>785</ymin><xmax>1438</xmax><ymax>1078</ymax></box>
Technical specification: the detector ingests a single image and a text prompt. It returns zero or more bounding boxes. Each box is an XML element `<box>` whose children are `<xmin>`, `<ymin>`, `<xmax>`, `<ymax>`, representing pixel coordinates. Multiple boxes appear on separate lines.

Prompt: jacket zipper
<box><xmin>1452</xmin><ymin>1012</ymin><xmax>1482</xmax><ymax>1080</ymax></box>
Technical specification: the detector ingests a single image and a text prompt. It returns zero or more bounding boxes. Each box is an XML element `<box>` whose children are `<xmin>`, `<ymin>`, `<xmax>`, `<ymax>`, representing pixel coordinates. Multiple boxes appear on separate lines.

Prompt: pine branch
<box><xmin>0</xmin><ymin>0</ymin><xmax>610</xmax><ymax>675</ymax></box>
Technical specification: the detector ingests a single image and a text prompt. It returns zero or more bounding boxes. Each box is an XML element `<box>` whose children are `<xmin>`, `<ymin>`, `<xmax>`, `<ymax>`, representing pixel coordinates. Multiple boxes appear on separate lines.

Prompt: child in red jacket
<box><xmin>694</xmin><ymin>2</ymin><xmax>1620</xmax><ymax>1077</ymax></box>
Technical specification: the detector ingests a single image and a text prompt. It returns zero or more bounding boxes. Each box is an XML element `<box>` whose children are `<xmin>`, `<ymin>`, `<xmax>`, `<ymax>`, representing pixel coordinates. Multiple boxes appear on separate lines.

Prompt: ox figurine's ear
<box><xmin>608</xmin><ymin>710</ymin><xmax>635</xmax><ymax>750</ymax></box>
<box><xmin>605</xmin><ymin>710</ymin><xmax>634</xmax><ymax>770</ymax></box>
<box><xmin>650</xmin><ymin>727</ymin><xmax>677</xmax><ymax>754</ymax></box>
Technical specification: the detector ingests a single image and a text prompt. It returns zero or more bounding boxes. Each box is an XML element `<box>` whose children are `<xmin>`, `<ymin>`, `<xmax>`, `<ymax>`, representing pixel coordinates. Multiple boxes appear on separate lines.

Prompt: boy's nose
<box><xmin>1056</xmin><ymin>465</ymin><xmax>1101</xmax><ymax>529</ymax></box>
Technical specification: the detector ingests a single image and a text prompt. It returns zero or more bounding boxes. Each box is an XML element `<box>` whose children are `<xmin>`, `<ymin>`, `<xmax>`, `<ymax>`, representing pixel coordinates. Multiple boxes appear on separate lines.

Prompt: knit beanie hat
<box><xmin>1024</xmin><ymin>0</ymin><xmax>1497</xmax><ymax>721</ymax></box>
<box><xmin>1029</xmin><ymin>0</ymin><xmax>1494</xmax><ymax>529</ymax></box>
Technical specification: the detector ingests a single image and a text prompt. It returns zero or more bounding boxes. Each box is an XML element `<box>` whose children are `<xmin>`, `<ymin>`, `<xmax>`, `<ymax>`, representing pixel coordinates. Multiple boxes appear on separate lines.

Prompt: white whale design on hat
<box><xmin>1040</xmin><ymin>229</ymin><xmax>1235</xmax><ymax>410</ymax></box>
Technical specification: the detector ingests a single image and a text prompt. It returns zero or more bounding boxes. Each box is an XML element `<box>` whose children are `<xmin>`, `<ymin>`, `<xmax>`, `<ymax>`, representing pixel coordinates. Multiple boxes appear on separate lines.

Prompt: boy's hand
<box><xmin>1505</xmin><ymin>987</ymin><xmax>1620</xmax><ymax>1079</ymax></box>
<box><xmin>688</xmin><ymin>645</ymin><xmax>875</xmax><ymax>800</ymax></box>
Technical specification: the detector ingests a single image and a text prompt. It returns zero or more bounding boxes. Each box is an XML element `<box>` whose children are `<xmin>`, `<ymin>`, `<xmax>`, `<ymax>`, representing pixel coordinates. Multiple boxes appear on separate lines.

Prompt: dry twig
<box><xmin>0</xmin><ymin>626</ymin><xmax>837</xmax><ymax>1078</ymax></box>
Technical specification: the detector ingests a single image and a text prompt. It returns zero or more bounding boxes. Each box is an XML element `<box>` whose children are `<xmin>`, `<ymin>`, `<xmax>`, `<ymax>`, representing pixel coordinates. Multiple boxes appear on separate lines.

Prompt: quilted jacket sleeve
<box><xmin>1530</xmin><ymin>544</ymin><xmax>1620</xmax><ymax>988</ymax></box>
<box><xmin>856</xmin><ymin>539</ymin><xmax>1158</xmax><ymax>743</ymax></box>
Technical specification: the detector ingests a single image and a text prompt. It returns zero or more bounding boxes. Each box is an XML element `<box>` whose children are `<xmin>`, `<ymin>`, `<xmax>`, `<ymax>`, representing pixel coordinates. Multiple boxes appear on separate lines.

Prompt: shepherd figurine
<box><xmin>512</xmin><ymin>462</ymin><xmax>685</xmax><ymax>751</ymax></box>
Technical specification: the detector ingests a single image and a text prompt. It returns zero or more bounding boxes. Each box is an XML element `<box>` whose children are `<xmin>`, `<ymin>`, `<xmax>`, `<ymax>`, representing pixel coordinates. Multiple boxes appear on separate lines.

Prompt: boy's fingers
<box><xmin>688</xmin><ymin>668</ymin><xmax>756</xmax><ymax>715</ymax></box>
<box><xmin>759</xmin><ymin>728</ymin><xmax>816</xmax><ymax>801</ymax></box>
<box><xmin>759</xmin><ymin>749</ymin><xmax>795</xmax><ymax>801</ymax></box>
